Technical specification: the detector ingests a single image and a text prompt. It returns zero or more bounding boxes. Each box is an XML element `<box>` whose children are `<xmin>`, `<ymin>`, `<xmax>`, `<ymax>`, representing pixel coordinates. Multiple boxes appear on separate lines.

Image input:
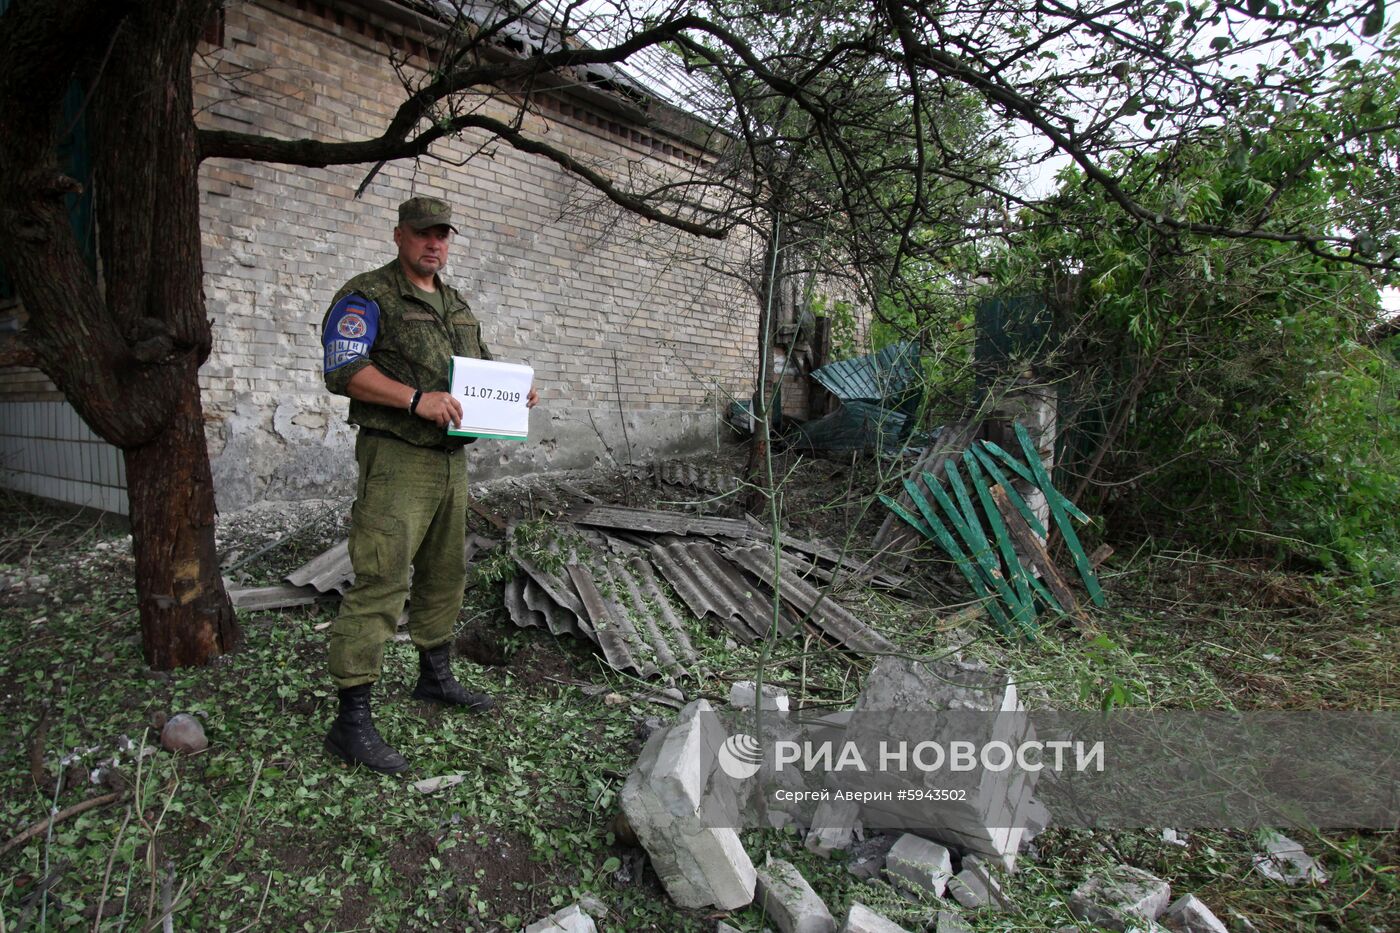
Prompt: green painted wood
<box><xmin>878</xmin><ymin>493</ymin><xmax>931</xmax><ymax>537</ymax></box>
<box><xmin>1024</xmin><ymin>571</ymin><xmax>1065</xmax><ymax>616</ymax></box>
<box><xmin>901</xmin><ymin>478</ymin><xmax>1016</xmax><ymax>634</ymax></box>
<box><xmin>963</xmin><ymin>453</ymin><xmax>1037</xmax><ymax>634</ymax></box>
<box><xmin>1013</xmin><ymin>423</ymin><xmax>1106</xmax><ymax>606</ymax></box>
<box><xmin>969</xmin><ymin>444</ymin><xmax>1048</xmax><ymax>538</ymax></box>
<box><xmin>981</xmin><ymin>439</ymin><xmax>1091</xmax><ymax>523</ymax></box>
<box><xmin>926</xmin><ymin>469</ymin><xmax>1030</xmax><ymax>628</ymax></box>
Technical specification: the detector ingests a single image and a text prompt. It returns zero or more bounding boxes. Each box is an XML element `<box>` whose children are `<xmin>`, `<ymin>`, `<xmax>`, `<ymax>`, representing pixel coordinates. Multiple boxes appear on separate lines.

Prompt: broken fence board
<box><xmin>1011</xmin><ymin>423</ymin><xmax>1104</xmax><ymax>607</ymax></box>
<box><xmin>989</xmin><ymin>484</ymin><xmax>1079</xmax><ymax>614</ymax></box>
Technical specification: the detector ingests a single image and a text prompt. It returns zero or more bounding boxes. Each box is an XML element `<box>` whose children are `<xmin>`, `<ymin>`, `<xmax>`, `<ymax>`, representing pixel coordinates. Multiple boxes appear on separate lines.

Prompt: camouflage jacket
<box><xmin>321</xmin><ymin>259</ymin><xmax>492</xmax><ymax>449</ymax></box>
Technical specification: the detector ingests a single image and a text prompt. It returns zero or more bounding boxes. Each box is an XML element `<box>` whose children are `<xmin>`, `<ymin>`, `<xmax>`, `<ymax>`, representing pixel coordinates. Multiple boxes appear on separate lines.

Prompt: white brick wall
<box><xmin>195</xmin><ymin>0</ymin><xmax>760</xmax><ymax>508</ymax></box>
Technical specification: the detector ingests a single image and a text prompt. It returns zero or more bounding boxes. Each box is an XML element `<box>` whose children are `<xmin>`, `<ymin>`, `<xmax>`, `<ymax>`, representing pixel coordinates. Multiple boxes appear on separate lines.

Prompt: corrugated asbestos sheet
<box><xmin>572</xmin><ymin>504</ymin><xmax>753</xmax><ymax>539</ymax></box>
<box><xmin>500</xmin><ymin>508</ymin><xmax>897</xmax><ymax>681</ymax></box>
<box><xmin>651</xmin><ymin>460</ymin><xmax>741</xmax><ymax>496</ymax></box>
<box><xmin>254</xmin><ymin>505</ymin><xmax>895</xmax><ymax>684</ymax></box>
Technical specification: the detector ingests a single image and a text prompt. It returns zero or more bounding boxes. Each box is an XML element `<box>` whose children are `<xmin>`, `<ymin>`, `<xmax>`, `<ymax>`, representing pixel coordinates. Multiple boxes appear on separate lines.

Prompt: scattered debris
<box><xmin>573</xmin><ymin>503</ymin><xmax>752</xmax><ymax>539</ymax></box>
<box><xmin>842</xmin><ymin>657</ymin><xmax>1040</xmax><ymax>871</ymax></box>
<box><xmin>1160</xmin><ymin>828</ymin><xmax>1187</xmax><ymax>847</ymax></box>
<box><xmin>523</xmin><ymin>903</ymin><xmax>596</xmax><ymax>933</ymax></box>
<box><xmin>845</xmin><ymin>833</ymin><xmax>895</xmax><ymax>881</ymax></box>
<box><xmin>729</xmin><ymin>680</ymin><xmax>790</xmax><ymax>714</ymax></box>
<box><xmin>879</xmin><ymin>424</ymin><xmax>1104</xmax><ymax>635</ymax></box>
<box><xmin>619</xmin><ymin>700</ymin><xmax>756</xmax><ymax>910</ymax></box>
<box><xmin>1252</xmin><ymin>832</ymin><xmax>1328</xmax><ymax>885</ymax></box>
<box><xmin>411</xmin><ymin>774</ymin><xmax>465</xmax><ymax>794</ymax></box>
<box><xmin>225</xmin><ymin>582</ymin><xmax>322</xmax><ymax>610</ymax></box>
<box><xmin>884</xmin><ymin>833</ymin><xmax>954</xmax><ymax>899</ymax></box>
<box><xmin>932</xmin><ymin>909</ymin><xmax>973</xmax><ymax>933</ymax></box>
<box><xmin>159</xmin><ymin>713</ymin><xmax>207</xmax><ymax>754</ymax></box>
<box><xmin>947</xmin><ymin>855</ymin><xmax>1010</xmax><ymax>911</ymax></box>
<box><xmin>650</xmin><ymin>459</ymin><xmax>740</xmax><ymax>496</ymax></box>
<box><xmin>756</xmin><ymin>856</ymin><xmax>836</xmax><ymax>933</ymax></box>
<box><xmin>804</xmin><ymin>798</ymin><xmax>862</xmax><ymax>858</ymax></box>
<box><xmin>1160</xmin><ymin>893</ymin><xmax>1229</xmax><ymax>933</ymax></box>
<box><xmin>839</xmin><ymin>902</ymin><xmax>912</xmax><ymax>933</ymax></box>
<box><xmin>1069</xmin><ymin>864</ymin><xmax>1171</xmax><ymax>930</ymax></box>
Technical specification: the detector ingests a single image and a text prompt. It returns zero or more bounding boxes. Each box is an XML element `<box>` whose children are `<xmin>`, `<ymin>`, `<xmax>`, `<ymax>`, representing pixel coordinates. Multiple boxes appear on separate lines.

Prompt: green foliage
<box><xmin>990</xmin><ymin>98</ymin><xmax>1400</xmax><ymax>579</ymax></box>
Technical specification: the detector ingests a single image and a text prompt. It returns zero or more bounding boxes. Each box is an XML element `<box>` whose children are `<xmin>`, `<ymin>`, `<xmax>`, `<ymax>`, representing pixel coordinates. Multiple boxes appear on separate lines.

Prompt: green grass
<box><xmin>0</xmin><ymin>488</ymin><xmax>1396</xmax><ymax>931</ymax></box>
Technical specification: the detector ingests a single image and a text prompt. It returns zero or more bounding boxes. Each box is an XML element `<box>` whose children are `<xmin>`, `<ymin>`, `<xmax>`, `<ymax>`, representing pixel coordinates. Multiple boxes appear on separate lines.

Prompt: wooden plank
<box><xmin>968</xmin><ymin>443</ymin><xmax>1047</xmax><ymax>538</ymax></box>
<box><xmin>990</xmin><ymin>484</ymin><xmax>1080</xmax><ymax>614</ymax></box>
<box><xmin>469</xmin><ymin>501</ymin><xmax>508</xmax><ymax>531</ymax></box>
<box><xmin>901</xmin><ymin>477</ymin><xmax>1015</xmax><ymax>635</ymax></box>
<box><xmin>928</xmin><ymin>468</ymin><xmax>1030</xmax><ymax>628</ymax></box>
<box><xmin>227</xmin><ymin>583</ymin><xmax>322</xmax><ymax>611</ymax></box>
<box><xmin>963</xmin><ymin>454</ymin><xmax>1037</xmax><ymax>635</ymax></box>
<box><xmin>1013</xmin><ymin>423</ymin><xmax>1105</xmax><ymax>606</ymax></box>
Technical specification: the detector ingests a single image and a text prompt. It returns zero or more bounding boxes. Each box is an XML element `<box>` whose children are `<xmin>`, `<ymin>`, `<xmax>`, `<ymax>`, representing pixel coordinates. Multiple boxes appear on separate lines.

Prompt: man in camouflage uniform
<box><xmin>320</xmin><ymin>196</ymin><xmax>537</xmax><ymax>774</ymax></box>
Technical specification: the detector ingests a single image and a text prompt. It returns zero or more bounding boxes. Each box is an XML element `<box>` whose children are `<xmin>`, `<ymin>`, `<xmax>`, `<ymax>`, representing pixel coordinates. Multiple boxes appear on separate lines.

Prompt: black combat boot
<box><xmin>411</xmin><ymin>643</ymin><xmax>496</xmax><ymax>711</ymax></box>
<box><xmin>325</xmin><ymin>684</ymin><xmax>409</xmax><ymax>774</ymax></box>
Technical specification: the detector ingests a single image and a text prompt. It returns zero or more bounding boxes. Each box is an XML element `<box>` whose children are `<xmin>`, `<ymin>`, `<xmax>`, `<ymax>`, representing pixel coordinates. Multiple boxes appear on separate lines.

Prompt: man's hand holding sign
<box><xmin>446</xmin><ymin>357</ymin><xmax>536</xmax><ymax>440</ymax></box>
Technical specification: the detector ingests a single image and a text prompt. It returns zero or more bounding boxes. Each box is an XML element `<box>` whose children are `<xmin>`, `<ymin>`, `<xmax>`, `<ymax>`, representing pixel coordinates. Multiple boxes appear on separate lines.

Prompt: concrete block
<box><xmin>884</xmin><ymin>834</ymin><xmax>953</xmax><ymax>899</ymax></box>
<box><xmin>804</xmin><ymin>798</ymin><xmax>862</xmax><ymax>857</ymax></box>
<box><xmin>947</xmin><ymin>856</ymin><xmax>1009</xmax><ymax>910</ymax></box>
<box><xmin>755</xmin><ymin>857</ymin><xmax>835</xmax><ymax>933</ymax></box>
<box><xmin>1069</xmin><ymin>865</ymin><xmax>1171</xmax><ymax>931</ymax></box>
<box><xmin>524</xmin><ymin>903</ymin><xmax>596</xmax><ymax>933</ymax></box>
<box><xmin>620</xmin><ymin>701</ymin><xmax>756</xmax><ymax>910</ymax></box>
<box><xmin>1252</xmin><ymin>833</ymin><xmax>1327</xmax><ymax>885</ymax></box>
<box><xmin>839</xmin><ymin>902</ymin><xmax>911</xmax><ymax>933</ymax></box>
<box><xmin>933</xmin><ymin>911</ymin><xmax>972</xmax><ymax>933</ymax></box>
<box><xmin>729</xmin><ymin>680</ymin><xmax>789</xmax><ymax>714</ymax></box>
<box><xmin>1160</xmin><ymin>893</ymin><xmax>1228</xmax><ymax>933</ymax></box>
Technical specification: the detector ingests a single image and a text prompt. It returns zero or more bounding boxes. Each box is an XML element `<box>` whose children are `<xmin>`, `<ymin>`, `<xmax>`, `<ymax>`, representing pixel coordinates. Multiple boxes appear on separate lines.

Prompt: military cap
<box><xmin>398</xmin><ymin>196</ymin><xmax>459</xmax><ymax>233</ymax></box>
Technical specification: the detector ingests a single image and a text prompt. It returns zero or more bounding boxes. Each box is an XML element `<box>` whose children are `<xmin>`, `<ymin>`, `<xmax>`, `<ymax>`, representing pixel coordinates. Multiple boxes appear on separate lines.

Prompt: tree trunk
<box><xmin>0</xmin><ymin>0</ymin><xmax>238</xmax><ymax>668</ymax></box>
<box><xmin>126</xmin><ymin>358</ymin><xmax>238</xmax><ymax>669</ymax></box>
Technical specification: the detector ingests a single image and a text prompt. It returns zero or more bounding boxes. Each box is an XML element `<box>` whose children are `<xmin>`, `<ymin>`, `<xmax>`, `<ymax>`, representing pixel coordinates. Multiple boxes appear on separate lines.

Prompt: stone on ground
<box><xmin>524</xmin><ymin>903</ymin><xmax>596</xmax><ymax>933</ymax></box>
<box><xmin>805</xmin><ymin>798</ymin><xmax>862</xmax><ymax>857</ymax></box>
<box><xmin>840</xmin><ymin>902</ymin><xmax>911</xmax><ymax>933</ymax></box>
<box><xmin>1252</xmin><ymin>833</ymin><xmax>1328</xmax><ymax>885</ymax></box>
<box><xmin>729</xmin><ymin>680</ymin><xmax>790</xmax><ymax>714</ymax></box>
<box><xmin>846</xmin><ymin>833</ymin><xmax>895</xmax><ymax>881</ymax></box>
<box><xmin>756</xmin><ymin>856</ymin><xmax>836</xmax><ymax>933</ymax></box>
<box><xmin>160</xmin><ymin>713</ymin><xmax>207</xmax><ymax>753</ymax></box>
<box><xmin>884</xmin><ymin>833</ymin><xmax>953</xmax><ymax>899</ymax></box>
<box><xmin>1069</xmin><ymin>864</ymin><xmax>1171</xmax><ymax>931</ymax></box>
<box><xmin>842</xmin><ymin>658</ymin><xmax>1036</xmax><ymax>872</ymax></box>
<box><xmin>620</xmin><ymin>699</ymin><xmax>756</xmax><ymax>910</ymax></box>
<box><xmin>946</xmin><ymin>855</ymin><xmax>1009</xmax><ymax>910</ymax></box>
<box><xmin>934</xmin><ymin>910</ymin><xmax>972</xmax><ymax>933</ymax></box>
<box><xmin>1160</xmin><ymin>893</ymin><xmax>1228</xmax><ymax>933</ymax></box>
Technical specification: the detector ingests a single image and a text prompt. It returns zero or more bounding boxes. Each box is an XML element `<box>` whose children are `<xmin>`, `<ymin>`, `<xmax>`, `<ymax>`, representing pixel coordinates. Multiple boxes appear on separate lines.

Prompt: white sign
<box><xmin>446</xmin><ymin>356</ymin><xmax>533</xmax><ymax>441</ymax></box>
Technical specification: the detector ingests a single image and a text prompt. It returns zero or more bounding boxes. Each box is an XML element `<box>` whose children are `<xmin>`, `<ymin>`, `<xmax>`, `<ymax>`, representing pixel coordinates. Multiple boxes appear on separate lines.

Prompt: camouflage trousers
<box><xmin>328</xmin><ymin>431</ymin><xmax>469</xmax><ymax>688</ymax></box>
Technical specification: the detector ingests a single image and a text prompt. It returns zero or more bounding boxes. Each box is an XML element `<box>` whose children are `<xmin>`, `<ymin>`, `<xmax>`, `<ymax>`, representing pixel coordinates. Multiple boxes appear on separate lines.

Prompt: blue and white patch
<box><xmin>323</xmin><ymin>294</ymin><xmax>379</xmax><ymax>373</ymax></box>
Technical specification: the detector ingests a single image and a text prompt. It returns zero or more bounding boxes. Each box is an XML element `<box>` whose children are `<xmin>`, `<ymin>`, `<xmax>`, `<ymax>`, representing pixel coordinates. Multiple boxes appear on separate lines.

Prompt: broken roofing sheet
<box><xmin>501</xmin><ymin>510</ymin><xmax>897</xmax><ymax>682</ymax></box>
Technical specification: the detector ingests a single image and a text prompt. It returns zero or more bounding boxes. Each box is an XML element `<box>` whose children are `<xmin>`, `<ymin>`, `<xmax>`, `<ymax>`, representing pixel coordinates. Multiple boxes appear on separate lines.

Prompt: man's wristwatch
<box><xmin>409</xmin><ymin>389</ymin><xmax>423</xmax><ymax>415</ymax></box>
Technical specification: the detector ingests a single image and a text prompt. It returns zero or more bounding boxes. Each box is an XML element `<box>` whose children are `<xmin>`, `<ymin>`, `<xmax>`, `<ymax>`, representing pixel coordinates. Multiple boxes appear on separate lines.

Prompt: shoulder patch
<box><xmin>323</xmin><ymin>293</ymin><xmax>380</xmax><ymax>373</ymax></box>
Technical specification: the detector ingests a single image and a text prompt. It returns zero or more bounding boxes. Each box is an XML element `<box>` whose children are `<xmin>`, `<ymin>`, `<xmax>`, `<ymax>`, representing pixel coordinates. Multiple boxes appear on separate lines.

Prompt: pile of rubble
<box><xmin>616</xmin><ymin>656</ymin><xmax>1250</xmax><ymax>932</ymax></box>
